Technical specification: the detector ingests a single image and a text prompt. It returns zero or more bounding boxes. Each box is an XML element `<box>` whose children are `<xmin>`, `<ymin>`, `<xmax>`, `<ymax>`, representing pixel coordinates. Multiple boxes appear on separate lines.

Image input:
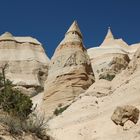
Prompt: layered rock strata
<box><xmin>0</xmin><ymin>32</ymin><xmax>49</xmax><ymax>96</ymax></box>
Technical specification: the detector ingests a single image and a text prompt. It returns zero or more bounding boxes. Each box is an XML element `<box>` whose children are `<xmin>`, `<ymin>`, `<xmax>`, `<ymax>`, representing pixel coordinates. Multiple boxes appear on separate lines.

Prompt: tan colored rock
<box><xmin>43</xmin><ymin>21</ymin><xmax>94</xmax><ymax>115</ymax></box>
<box><xmin>101</xmin><ymin>27</ymin><xmax>114</xmax><ymax>46</ymax></box>
<box><xmin>82</xmin><ymin>79</ymin><xmax>112</xmax><ymax>98</ymax></box>
<box><xmin>0</xmin><ymin>32</ymin><xmax>49</xmax><ymax>96</ymax></box>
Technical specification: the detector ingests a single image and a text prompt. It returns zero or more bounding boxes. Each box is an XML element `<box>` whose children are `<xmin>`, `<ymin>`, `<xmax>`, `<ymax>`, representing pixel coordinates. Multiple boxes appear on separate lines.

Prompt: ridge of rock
<box><xmin>0</xmin><ymin>32</ymin><xmax>42</xmax><ymax>45</ymax></box>
<box><xmin>14</xmin><ymin>37</ymin><xmax>41</xmax><ymax>45</ymax></box>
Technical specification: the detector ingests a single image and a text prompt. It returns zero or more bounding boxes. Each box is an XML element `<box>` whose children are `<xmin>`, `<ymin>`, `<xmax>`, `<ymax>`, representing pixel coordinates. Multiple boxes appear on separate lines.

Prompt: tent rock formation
<box><xmin>43</xmin><ymin>21</ymin><xmax>94</xmax><ymax>115</ymax></box>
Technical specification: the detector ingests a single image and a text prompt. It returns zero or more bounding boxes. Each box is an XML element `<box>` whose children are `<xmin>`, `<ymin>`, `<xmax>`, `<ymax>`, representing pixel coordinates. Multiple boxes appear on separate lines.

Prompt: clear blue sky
<box><xmin>0</xmin><ymin>0</ymin><xmax>140</xmax><ymax>58</ymax></box>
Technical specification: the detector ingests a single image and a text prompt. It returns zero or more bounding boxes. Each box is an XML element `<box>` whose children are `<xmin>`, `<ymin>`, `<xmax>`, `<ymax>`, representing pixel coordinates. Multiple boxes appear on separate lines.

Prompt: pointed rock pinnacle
<box><xmin>59</xmin><ymin>20</ymin><xmax>83</xmax><ymax>46</ymax></box>
<box><xmin>66</xmin><ymin>20</ymin><xmax>83</xmax><ymax>38</ymax></box>
<box><xmin>101</xmin><ymin>27</ymin><xmax>115</xmax><ymax>46</ymax></box>
<box><xmin>105</xmin><ymin>27</ymin><xmax>114</xmax><ymax>40</ymax></box>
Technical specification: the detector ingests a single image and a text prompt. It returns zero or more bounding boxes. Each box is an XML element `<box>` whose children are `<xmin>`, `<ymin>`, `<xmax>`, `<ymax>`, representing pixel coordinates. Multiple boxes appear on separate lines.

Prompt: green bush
<box><xmin>0</xmin><ymin>89</ymin><xmax>33</xmax><ymax>119</ymax></box>
<box><xmin>0</xmin><ymin>64</ymin><xmax>33</xmax><ymax>119</ymax></box>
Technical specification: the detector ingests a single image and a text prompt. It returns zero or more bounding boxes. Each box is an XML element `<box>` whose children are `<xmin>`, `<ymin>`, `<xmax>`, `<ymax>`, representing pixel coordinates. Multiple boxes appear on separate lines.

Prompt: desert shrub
<box><xmin>0</xmin><ymin>115</ymin><xmax>23</xmax><ymax>135</ymax></box>
<box><xmin>22</xmin><ymin>113</ymin><xmax>48</xmax><ymax>139</ymax></box>
<box><xmin>54</xmin><ymin>105</ymin><xmax>69</xmax><ymax>116</ymax></box>
<box><xmin>0</xmin><ymin>113</ymin><xmax>50</xmax><ymax>140</ymax></box>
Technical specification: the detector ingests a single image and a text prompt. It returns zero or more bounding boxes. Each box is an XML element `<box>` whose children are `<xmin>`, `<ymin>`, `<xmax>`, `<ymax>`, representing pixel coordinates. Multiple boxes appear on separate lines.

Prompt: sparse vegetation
<box><xmin>22</xmin><ymin>113</ymin><xmax>48</xmax><ymax>139</ymax></box>
<box><xmin>0</xmin><ymin>113</ymin><xmax>50</xmax><ymax>140</ymax></box>
<box><xmin>54</xmin><ymin>105</ymin><xmax>69</xmax><ymax>116</ymax></box>
<box><xmin>0</xmin><ymin>115</ymin><xmax>23</xmax><ymax>136</ymax></box>
<box><xmin>99</xmin><ymin>73</ymin><xmax>115</xmax><ymax>81</ymax></box>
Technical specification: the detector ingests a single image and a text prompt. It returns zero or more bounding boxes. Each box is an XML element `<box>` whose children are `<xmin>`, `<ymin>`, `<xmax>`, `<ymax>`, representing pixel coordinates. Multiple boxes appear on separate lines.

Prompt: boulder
<box><xmin>111</xmin><ymin>105</ymin><xmax>139</xmax><ymax>126</ymax></box>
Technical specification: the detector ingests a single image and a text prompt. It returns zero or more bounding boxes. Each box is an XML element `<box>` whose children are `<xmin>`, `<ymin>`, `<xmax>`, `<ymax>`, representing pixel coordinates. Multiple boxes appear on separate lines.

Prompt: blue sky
<box><xmin>0</xmin><ymin>0</ymin><xmax>140</xmax><ymax>58</ymax></box>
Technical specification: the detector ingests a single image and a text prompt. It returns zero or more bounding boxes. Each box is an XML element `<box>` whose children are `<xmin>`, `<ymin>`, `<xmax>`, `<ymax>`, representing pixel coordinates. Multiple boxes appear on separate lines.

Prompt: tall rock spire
<box><xmin>43</xmin><ymin>21</ymin><xmax>94</xmax><ymax>116</ymax></box>
<box><xmin>101</xmin><ymin>27</ymin><xmax>115</xmax><ymax>46</ymax></box>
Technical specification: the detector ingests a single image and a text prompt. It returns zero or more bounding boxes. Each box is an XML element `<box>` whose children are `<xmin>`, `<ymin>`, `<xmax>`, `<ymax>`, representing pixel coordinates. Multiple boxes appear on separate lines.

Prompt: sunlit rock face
<box><xmin>43</xmin><ymin>21</ymin><xmax>94</xmax><ymax>115</ymax></box>
<box><xmin>0</xmin><ymin>32</ymin><xmax>50</xmax><ymax>96</ymax></box>
<box><xmin>87</xmin><ymin>28</ymin><xmax>130</xmax><ymax>81</ymax></box>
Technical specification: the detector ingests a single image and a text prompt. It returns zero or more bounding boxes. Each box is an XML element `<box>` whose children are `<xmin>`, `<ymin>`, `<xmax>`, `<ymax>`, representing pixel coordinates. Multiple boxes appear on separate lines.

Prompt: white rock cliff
<box><xmin>0</xmin><ymin>32</ymin><xmax>50</xmax><ymax>96</ymax></box>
